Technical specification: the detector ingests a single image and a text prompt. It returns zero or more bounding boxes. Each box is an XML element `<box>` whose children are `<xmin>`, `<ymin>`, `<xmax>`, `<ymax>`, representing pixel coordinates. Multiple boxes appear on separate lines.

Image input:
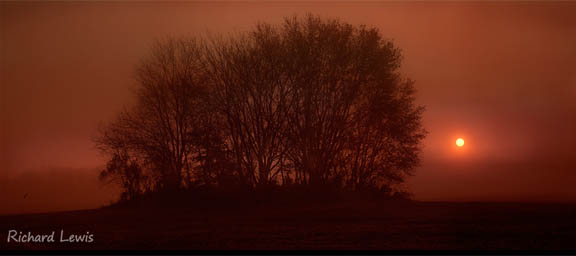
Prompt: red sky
<box><xmin>2</xmin><ymin>1</ymin><xmax>576</xmax><ymax>214</ymax></box>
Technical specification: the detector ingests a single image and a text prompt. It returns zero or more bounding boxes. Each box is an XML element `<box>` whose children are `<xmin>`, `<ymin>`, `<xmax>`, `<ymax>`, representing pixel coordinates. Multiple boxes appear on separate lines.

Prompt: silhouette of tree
<box><xmin>205</xmin><ymin>25</ymin><xmax>296</xmax><ymax>188</ymax></box>
<box><xmin>96</xmin><ymin>15</ymin><xmax>426</xmax><ymax>200</ymax></box>
<box><xmin>99</xmin><ymin>152</ymin><xmax>150</xmax><ymax>201</ymax></box>
<box><xmin>206</xmin><ymin>15</ymin><xmax>426</xmax><ymax>193</ymax></box>
<box><xmin>95</xmin><ymin>37</ymin><xmax>215</xmax><ymax>193</ymax></box>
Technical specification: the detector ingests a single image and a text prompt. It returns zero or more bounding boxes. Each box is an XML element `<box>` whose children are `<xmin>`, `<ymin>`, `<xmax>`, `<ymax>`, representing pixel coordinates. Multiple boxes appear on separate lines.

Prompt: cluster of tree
<box><xmin>94</xmin><ymin>15</ymin><xmax>426</xmax><ymax>202</ymax></box>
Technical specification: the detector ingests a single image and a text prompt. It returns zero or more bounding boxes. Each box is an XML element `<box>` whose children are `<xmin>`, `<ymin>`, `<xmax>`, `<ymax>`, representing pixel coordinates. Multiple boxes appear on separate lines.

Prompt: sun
<box><xmin>455</xmin><ymin>138</ymin><xmax>465</xmax><ymax>147</ymax></box>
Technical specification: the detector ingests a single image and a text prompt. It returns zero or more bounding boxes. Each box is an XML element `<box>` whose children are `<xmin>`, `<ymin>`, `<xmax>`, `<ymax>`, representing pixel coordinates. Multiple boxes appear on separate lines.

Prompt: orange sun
<box><xmin>455</xmin><ymin>138</ymin><xmax>465</xmax><ymax>147</ymax></box>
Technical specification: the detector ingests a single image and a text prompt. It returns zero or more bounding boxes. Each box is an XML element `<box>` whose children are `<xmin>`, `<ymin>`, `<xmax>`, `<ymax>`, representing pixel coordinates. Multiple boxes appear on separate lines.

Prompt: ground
<box><xmin>1</xmin><ymin>201</ymin><xmax>575</xmax><ymax>250</ymax></box>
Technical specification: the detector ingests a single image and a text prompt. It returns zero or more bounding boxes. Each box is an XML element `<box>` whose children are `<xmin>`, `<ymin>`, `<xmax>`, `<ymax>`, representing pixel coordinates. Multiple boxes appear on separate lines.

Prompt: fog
<box><xmin>2</xmin><ymin>2</ymin><xmax>576</xmax><ymax>214</ymax></box>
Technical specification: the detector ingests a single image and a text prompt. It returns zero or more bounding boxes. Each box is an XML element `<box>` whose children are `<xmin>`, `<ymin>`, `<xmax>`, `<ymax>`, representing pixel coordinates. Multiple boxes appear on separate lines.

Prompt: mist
<box><xmin>2</xmin><ymin>2</ymin><xmax>576</xmax><ymax>214</ymax></box>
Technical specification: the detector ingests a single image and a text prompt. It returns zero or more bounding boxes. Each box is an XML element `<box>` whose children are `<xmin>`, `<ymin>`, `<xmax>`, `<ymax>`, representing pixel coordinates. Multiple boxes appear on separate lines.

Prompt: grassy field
<box><xmin>1</xmin><ymin>201</ymin><xmax>575</xmax><ymax>250</ymax></box>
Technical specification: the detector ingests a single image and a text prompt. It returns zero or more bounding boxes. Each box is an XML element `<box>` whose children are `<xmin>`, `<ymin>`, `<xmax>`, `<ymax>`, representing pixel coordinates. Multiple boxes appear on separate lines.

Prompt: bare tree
<box><xmin>99</xmin><ymin>151</ymin><xmax>150</xmax><ymax>201</ymax></box>
<box><xmin>95</xmin><ymin>37</ymin><xmax>213</xmax><ymax>193</ymax></box>
<box><xmin>205</xmin><ymin>15</ymin><xmax>426</xmax><ymax>193</ymax></box>
<box><xmin>205</xmin><ymin>25</ymin><xmax>295</xmax><ymax>188</ymax></box>
<box><xmin>96</xmin><ymin>15</ymin><xmax>426</xmax><ymax>200</ymax></box>
<box><xmin>234</xmin><ymin>15</ymin><xmax>427</xmax><ymax>192</ymax></box>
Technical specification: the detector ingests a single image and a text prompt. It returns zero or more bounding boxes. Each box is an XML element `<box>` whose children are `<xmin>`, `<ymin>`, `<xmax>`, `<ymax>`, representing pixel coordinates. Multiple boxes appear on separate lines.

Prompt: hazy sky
<box><xmin>2</xmin><ymin>1</ymin><xmax>576</xmax><ymax>214</ymax></box>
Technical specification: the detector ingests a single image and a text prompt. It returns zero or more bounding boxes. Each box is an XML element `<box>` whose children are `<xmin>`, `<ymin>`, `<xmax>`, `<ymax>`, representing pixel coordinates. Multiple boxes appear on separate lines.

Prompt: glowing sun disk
<box><xmin>456</xmin><ymin>138</ymin><xmax>465</xmax><ymax>147</ymax></box>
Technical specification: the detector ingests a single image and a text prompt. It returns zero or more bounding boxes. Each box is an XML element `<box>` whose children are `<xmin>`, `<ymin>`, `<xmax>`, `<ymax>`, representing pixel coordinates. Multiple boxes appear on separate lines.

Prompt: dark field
<box><xmin>1</xmin><ymin>201</ymin><xmax>575</xmax><ymax>250</ymax></box>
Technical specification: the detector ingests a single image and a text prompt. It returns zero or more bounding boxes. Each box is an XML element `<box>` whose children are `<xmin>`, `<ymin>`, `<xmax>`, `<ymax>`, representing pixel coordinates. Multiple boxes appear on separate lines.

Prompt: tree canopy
<box><xmin>94</xmin><ymin>15</ymin><xmax>426</xmax><ymax>201</ymax></box>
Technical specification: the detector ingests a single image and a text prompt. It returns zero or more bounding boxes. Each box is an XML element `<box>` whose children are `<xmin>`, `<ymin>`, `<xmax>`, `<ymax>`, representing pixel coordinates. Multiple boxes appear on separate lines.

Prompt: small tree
<box><xmin>99</xmin><ymin>151</ymin><xmax>149</xmax><ymax>201</ymax></box>
<box><xmin>95</xmin><ymin>37</ymin><xmax>216</xmax><ymax>195</ymax></box>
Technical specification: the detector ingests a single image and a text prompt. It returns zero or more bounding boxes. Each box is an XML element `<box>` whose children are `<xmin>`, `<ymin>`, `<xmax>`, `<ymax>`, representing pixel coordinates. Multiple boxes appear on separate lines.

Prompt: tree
<box><xmin>99</xmin><ymin>151</ymin><xmax>150</xmax><ymax>201</ymax></box>
<box><xmin>96</xmin><ymin>15</ymin><xmax>426</xmax><ymax>200</ymax></box>
<box><xmin>95</xmin><ymin>37</ymin><xmax>214</xmax><ymax>194</ymax></box>
<box><xmin>205</xmin><ymin>25</ymin><xmax>295</xmax><ymax>188</ymax></box>
<box><xmin>206</xmin><ymin>15</ymin><xmax>426</xmax><ymax>193</ymax></box>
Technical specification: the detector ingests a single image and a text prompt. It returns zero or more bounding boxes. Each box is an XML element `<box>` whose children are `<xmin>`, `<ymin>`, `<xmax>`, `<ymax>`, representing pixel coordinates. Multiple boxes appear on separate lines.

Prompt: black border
<box><xmin>2</xmin><ymin>250</ymin><xmax>576</xmax><ymax>255</ymax></box>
